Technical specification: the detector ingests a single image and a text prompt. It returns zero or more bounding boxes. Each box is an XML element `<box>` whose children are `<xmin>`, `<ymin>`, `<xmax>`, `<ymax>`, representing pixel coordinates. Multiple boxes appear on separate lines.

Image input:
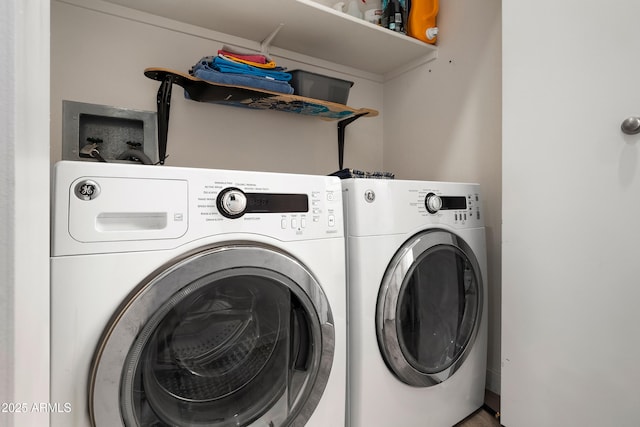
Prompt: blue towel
<box><xmin>212</xmin><ymin>56</ymin><xmax>292</xmax><ymax>81</ymax></box>
<box><xmin>189</xmin><ymin>67</ymin><xmax>294</xmax><ymax>95</ymax></box>
<box><xmin>193</xmin><ymin>56</ymin><xmax>292</xmax><ymax>81</ymax></box>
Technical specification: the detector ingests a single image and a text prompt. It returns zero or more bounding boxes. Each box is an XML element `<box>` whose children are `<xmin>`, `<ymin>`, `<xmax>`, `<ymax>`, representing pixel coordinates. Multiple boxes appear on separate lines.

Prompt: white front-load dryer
<box><xmin>50</xmin><ymin>161</ymin><xmax>346</xmax><ymax>427</ymax></box>
<box><xmin>342</xmin><ymin>178</ymin><xmax>488</xmax><ymax>427</ymax></box>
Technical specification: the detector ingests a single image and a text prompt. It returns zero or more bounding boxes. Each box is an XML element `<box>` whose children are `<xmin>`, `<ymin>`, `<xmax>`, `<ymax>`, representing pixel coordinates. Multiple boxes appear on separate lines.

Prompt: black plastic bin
<box><xmin>289</xmin><ymin>70</ymin><xmax>354</xmax><ymax>104</ymax></box>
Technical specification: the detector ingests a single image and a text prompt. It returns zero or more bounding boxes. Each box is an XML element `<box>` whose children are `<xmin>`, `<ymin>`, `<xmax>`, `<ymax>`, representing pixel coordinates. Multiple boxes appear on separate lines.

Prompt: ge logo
<box><xmin>364</xmin><ymin>190</ymin><xmax>375</xmax><ymax>203</ymax></box>
<box><xmin>74</xmin><ymin>180</ymin><xmax>100</xmax><ymax>201</ymax></box>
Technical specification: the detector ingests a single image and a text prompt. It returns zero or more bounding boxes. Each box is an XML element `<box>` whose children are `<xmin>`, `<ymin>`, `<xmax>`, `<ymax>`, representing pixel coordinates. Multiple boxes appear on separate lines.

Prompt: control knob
<box><xmin>425</xmin><ymin>193</ymin><xmax>442</xmax><ymax>214</ymax></box>
<box><xmin>217</xmin><ymin>188</ymin><xmax>247</xmax><ymax>218</ymax></box>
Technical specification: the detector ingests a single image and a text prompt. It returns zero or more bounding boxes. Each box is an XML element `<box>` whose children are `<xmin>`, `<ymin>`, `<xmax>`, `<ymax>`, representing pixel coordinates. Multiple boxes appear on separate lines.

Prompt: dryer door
<box><xmin>376</xmin><ymin>229</ymin><xmax>483</xmax><ymax>387</ymax></box>
<box><xmin>89</xmin><ymin>244</ymin><xmax>334</xmax><ymax>427</ymax></box>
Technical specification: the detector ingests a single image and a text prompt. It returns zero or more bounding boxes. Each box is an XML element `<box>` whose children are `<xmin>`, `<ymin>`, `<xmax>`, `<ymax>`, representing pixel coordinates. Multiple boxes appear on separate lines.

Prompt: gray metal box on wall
<box><xmin>62</xmin><ymin>100</ymin><xmax>158</xmax><ymax>164</ymax></box>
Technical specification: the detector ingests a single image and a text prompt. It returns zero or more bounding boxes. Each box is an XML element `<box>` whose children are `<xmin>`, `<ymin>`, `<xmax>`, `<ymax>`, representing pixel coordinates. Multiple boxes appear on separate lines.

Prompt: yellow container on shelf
<box><xmin>407</xmin><ymin>0</ymin><xmax>439</xmax><ymax>44</ymax></box>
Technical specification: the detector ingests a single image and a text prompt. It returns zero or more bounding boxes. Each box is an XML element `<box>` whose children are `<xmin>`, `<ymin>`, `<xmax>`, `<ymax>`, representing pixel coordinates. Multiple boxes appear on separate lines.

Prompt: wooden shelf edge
<box><xmin>144</xmin><ymin>67</ymin><xmax>379</xmax><ymax>120</ymax></box>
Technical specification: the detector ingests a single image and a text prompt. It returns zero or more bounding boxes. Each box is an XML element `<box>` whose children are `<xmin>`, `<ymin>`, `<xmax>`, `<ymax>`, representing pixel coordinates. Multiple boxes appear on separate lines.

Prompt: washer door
<box><xmin>89</xmin><ymin>244</ymin><xmax>334</xmax><ymax>427</ymax></box>
<box><xmin>376</xmin><ymin>229</ymin><xmax>483</xmax><ymax>387</ymax></box>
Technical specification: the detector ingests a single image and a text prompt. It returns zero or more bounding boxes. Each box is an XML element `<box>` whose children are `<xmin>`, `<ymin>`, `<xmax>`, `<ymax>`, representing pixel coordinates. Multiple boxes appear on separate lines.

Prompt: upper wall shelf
<box><xmin>99</xmin><ymin>0</ymin><xmax>438</xmax><ymax>76</ymax></box>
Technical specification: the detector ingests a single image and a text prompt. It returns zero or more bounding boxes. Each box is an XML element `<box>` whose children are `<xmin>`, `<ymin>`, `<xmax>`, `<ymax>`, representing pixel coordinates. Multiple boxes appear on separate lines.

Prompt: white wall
<box><xmin>0</xmin><ymin>1</ymin><xmax>14</xmax><ymax>419</ymax></box>
<box><xmin>50</xmin><ymin>0</ymin><xmax>384</xmax><ymax>175</ymax></box>
<box><xmin>1</xmin><ymin>1</ymin><xmax>50</xmax><ymax>426</ymax></box>
<box><xmin>383</xmin><ymin>0</ymin><xmax>502</xmax><ymax>392</ymax></box>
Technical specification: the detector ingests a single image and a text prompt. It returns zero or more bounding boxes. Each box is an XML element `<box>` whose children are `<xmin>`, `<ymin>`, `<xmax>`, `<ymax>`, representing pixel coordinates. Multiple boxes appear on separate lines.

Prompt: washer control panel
<box><xmin>425</xmin><ymin>193</ymin><xmax>443</xmax><ymax>214</ymax></box>
<box><xmin>196</xmin><ymin>176</ymin><xmax>342</xmax><ymax>239</ymax></box>
<box><xmin>215</xmin><ymin>186</ymin><xmax>310</xmax><ymax>220</ymax></box>
<box><xmin>52</xmin><ymin>161</ymin><xmax>343</xmax><ymax>255</ymax></box>
<box><xmin>217</xmin><ymin>188</ymin><xmax>248</xmax><ymax>218</ymax></box>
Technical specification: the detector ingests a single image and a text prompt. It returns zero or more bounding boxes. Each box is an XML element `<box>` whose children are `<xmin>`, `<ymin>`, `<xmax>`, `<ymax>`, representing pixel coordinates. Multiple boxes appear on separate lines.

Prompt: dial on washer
<box><xmin>217</xmin><ymin>187</ymin><xmax>247</xmax><ymax>218</ymax></box>
<box><xmin>425</xmin><ymin>192</ymin><xmax>443</xmax><ymax>214</ymax></box>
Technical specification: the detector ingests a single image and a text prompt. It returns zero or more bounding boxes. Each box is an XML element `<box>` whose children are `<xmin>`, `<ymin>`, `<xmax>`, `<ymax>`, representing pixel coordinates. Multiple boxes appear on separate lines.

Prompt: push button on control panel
<box><xmin>281</xmin><ymin>215</ymin><xmax>308</xmax><ymax>230</ymax></box>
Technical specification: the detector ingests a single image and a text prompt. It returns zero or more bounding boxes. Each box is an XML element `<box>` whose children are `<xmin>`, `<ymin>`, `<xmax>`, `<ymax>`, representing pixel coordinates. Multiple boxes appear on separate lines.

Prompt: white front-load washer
<box><xmin>342</xmin><ymin>178</ymin><xmax>488</xmax><ymax>427</ymax></box>
<box><xmin>50</xmin><ymin>161</ymin><xmax>346</xmax><ymax>427</ymax></box>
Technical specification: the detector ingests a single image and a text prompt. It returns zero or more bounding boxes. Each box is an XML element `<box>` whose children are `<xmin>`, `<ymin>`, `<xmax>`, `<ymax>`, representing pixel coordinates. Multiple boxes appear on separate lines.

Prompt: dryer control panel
<box><xmin>415</xmin><ymin>189</ymin><xmax>482</xmax><ymax>226</ymax></box>
<box><xmin>342</xmin><ymin>178</ymin><xmax>483</xmax><ymax>237</ymax></box>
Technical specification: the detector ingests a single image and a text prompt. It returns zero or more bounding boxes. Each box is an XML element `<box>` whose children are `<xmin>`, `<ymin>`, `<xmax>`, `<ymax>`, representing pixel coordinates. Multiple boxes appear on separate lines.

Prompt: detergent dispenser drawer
<box><xmin>68</xmin><ymin>176</ymin><xmax>188</xmax><ymax>242</ymax></box>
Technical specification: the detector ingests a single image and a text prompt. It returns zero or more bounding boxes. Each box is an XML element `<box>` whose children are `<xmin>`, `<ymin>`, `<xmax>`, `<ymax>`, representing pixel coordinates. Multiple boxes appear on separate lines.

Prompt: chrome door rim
<box><xmin>89</xmin><ymin>243</ymin><xmax>335</xmax><ymax>427</ymax></box>
<box><xmin>375</xmin><ymin>229</ymin><xmax>483</xmax><ymax>387</ymax></box>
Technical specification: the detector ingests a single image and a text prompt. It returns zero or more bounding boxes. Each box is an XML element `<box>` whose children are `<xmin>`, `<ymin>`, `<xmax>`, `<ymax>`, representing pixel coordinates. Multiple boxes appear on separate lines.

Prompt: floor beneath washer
<box><xmin>454</xmin><ymin>390</ymin><xmax>501</xmax><ymax>427</ymax></box>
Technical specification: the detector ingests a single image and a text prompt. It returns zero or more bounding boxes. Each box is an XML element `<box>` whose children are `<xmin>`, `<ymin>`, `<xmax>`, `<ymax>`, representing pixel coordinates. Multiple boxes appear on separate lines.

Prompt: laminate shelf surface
<box><xmin>102</xmin><ymin>0</ymin><xmax>437</xmax><ymax>75</ymax></box>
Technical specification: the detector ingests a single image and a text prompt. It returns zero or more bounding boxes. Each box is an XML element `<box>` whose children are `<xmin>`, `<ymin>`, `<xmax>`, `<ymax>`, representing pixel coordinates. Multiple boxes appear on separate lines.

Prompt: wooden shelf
<box><xmin>144</xmin><ymin>67</ymin><xmax>378</xmax><ymax>168</ymax></box>
<box><xmin>145</xmin><ymin>68</ymin><xmax>378</xmax><ymax>120</ymax></box>
<box><xmin>101</xmin><ymin>0</ymin><xmax>437</xmax><ymax>76</ymax></box>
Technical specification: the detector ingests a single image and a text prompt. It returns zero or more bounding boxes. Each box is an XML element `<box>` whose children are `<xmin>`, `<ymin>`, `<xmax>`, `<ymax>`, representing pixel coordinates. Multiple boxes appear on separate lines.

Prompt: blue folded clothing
<box><xmin>194</xmin><ymin>56</ymin><xmax>292</xmax><ymax>82</ymax></box>
<box><xmin>189</xmin><ymin>67</ymin><xmax>294</xmax><ymax>95</ymax></box>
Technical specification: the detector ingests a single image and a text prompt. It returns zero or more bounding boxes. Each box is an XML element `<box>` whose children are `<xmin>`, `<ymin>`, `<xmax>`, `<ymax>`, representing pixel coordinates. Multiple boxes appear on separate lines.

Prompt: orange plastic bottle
<box><xmin>407</xmin><ymin>0</ymin><xmax>439</xmax><ymax>44</ymax></box>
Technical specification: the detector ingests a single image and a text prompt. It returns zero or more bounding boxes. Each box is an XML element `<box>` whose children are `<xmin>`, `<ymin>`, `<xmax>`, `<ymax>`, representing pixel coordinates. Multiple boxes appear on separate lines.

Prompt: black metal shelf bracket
<box><xmin>337</xmin><ymin>112</ymin><xmax>368</xmax><ymax>170</ymax></box>
<box><xmin>150</xmin><ymin>68</ymin><xmax>373</xmax><ymax>168</ymax></box>
<box><xmin>156</xmin><ymin>74</ymin><xmax>174</xmax><ymax>164</ymax></box>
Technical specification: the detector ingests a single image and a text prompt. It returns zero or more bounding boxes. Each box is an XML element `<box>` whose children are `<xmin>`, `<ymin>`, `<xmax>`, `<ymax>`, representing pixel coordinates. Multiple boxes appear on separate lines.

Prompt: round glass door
<box><xmin>89</xmin><ymin>244</ymin><xmax>334</xmax><ymax>427</ymax></box>
<box><xmin>376</xmin><ymin>229</ymin><xmax>483</xmax><ymax>387</ymax></box>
